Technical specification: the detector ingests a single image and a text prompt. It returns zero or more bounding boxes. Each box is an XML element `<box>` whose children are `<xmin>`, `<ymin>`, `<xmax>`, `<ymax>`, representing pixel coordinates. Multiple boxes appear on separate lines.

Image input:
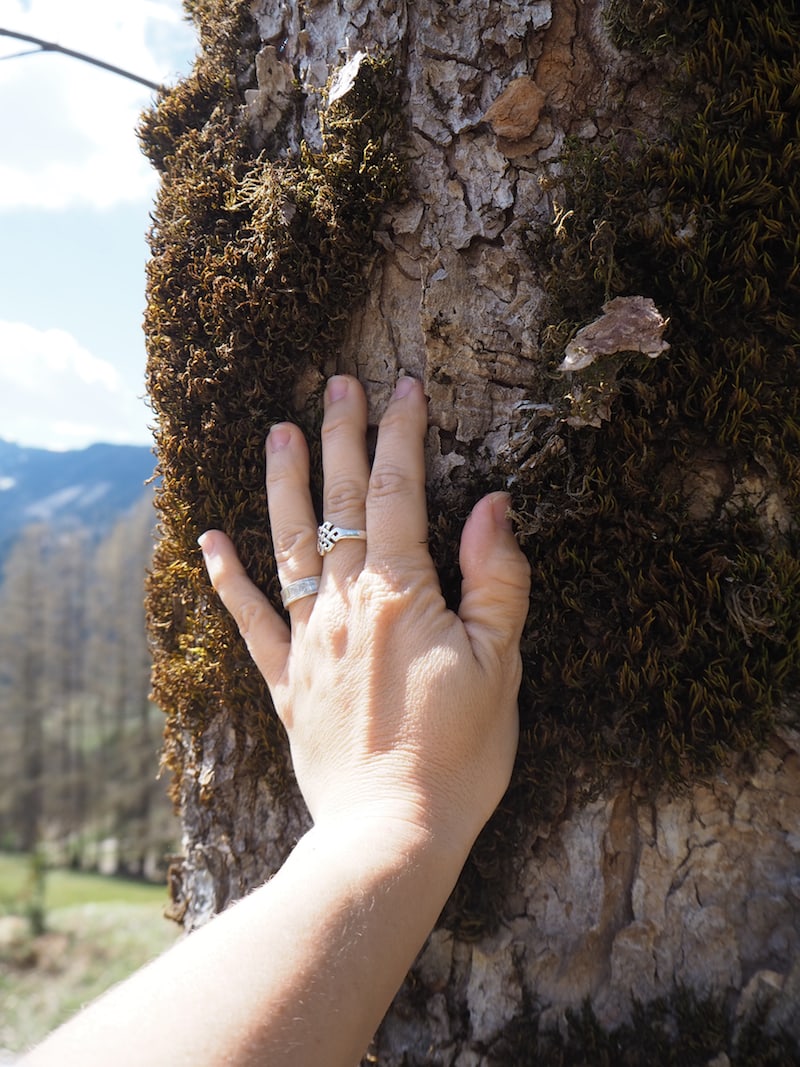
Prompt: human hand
<box><xmin>199</xmin><ymin>375</ymin><xmax>530</xmax><ymax>856</ymax></box>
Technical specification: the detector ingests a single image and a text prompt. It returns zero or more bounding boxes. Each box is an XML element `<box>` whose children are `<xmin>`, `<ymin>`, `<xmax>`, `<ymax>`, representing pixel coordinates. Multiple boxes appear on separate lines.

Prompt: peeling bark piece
<box><xmin>484</xmin><ymin>77</ymin><xmax>547</xmax><ymax>140</ymax></box>
<box><xmin>328</xmin><ymin>50</ymin><xmax>367</xmax><ymax>104</ymax></box>
<box><xmin>245</xmin><ymin>45</ymin><xmax>295</xmax><ymax>136</ymax></box>
<box><xmin>558</xmin><ymin>296</ymin><xmax>670</xmax><ymax>372</ymax></box>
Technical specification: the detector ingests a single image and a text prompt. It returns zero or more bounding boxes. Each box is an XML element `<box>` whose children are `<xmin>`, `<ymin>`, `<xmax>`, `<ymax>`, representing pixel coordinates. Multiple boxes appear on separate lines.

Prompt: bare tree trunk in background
<box><xmin>143</xmin><ymin>0</ymin><xmax>800</xmax><ymax>1058</ymax></box>
<box><xmin>43</xmin><ymin>528</ymin><xmax>90</xmax><ymax>860</ymax></box>
<box><xmin>0</xmin><ymin>527</ymin><xmax>48</xmax><ymax>855</ymax></box>
<box><xmin>85</xmin><ymin>496</ymin><xmax>174</xmax><ymax>876</ymax></box>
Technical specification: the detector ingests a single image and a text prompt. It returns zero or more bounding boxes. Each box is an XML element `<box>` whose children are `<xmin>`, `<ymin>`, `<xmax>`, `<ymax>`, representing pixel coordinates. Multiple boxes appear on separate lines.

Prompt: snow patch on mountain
<box><xmin>0</xmin><ymin>440</ymin><xmax>155</xmax><ymax>563</ymax></box>
<box><xmin>24</xmin><ymin>482</ymin><xmax>112</xmax><ymax>521</ymax></box>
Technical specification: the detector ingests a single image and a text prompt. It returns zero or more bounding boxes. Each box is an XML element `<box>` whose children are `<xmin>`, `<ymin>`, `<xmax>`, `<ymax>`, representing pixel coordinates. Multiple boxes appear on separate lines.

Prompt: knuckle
<box><xmin>368</xmin><ymin>464</ymin><xmax>412</xmax><ymax>500</ymax></box>
<box><xmin>266</xmin><ymin>459</ymin><xmax>294</xmax><ymax>489</ymax></box>
<box><xmin>324</xmin><ymin>478</ymin><xmax>366</xmax><ymax>518</ymax></box>
<box><xmin>273</xmin><ymin>524</ymin><xmax>317</xmax><ymax>567</ymax></box>
<box><xmin>377</xmin><ymin>401</ymin><xmax>406</xmax><ymax>431</ymax></box>
<box><xmin>236</xmin><ymin>596</ymin><xmax>267</xmax><ymax>641</ymax></box>
<box><xmin>490</xmin><ymin>550</ymin><xmax>532</xmax><ymax>589</ymax></box>
<box><xmin>356</xmin><ymin>572</ymin><xmax>409</xmax><ymax>619</ymax></box>
<box><xmin>320</xmin><ymin>409</ymin><xmax>351</xmax><ymax>442</ymax></box>
<box><xmin>490</xmin><ymin>573</ymin><xmax>531</xmax><ymax>615</ymax></box>
<box><xmin>503</xmin><ymin>559</ymin><xmax>532</xmax><ymax>596</ymax></box>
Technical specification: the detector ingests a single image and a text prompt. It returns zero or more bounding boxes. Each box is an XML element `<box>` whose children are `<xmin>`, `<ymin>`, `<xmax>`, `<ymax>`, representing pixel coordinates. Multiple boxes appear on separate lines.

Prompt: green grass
<box><xmin>0</xmin><ymin>901</ymin><xmax>181</xmax><ymax>1053</ymax></box>
<box><xmin>0</xmin><ymin>852</ymin><xmax>180</xmax><ymax>1053</ymax></box>
<box><xmin>0</xmin><ymin>852</ymin><xmax>170</xmax><ymax>912</ymax></box>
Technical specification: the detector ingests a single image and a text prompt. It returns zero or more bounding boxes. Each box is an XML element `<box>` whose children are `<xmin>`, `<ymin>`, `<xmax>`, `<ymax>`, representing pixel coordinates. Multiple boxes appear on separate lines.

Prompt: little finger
<box><xmin>199</xmin><ymin>529</ymin><xmax>290</xmax><ymax>690</ymax></box>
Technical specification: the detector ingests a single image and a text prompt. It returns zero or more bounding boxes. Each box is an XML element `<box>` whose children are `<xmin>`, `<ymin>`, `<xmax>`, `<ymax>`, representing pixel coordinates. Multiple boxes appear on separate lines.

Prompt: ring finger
<box><xmin>266</xmin><ymin>421</ymin><xmax>320</xmax><ymax>625</ymax></box>
<box><xmin>319</xmin><ymin>375</ymin><xmax>370</xmax><ymax>579</ymax></box>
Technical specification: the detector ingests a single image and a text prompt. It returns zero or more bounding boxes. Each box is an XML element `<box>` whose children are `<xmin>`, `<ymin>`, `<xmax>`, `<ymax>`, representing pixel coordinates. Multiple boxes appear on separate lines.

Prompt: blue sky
<box><xmin>0</xmin><ymin>0</ymin><xmax>198</xmax><ymax>450</ymax></box>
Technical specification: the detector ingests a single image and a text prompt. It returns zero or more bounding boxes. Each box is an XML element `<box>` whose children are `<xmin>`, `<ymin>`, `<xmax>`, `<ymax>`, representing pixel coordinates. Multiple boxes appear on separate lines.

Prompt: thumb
<box><xmin>457</xmin><ymin>493</ymin><xmax>531</xmax><ymax>668</ymax></box>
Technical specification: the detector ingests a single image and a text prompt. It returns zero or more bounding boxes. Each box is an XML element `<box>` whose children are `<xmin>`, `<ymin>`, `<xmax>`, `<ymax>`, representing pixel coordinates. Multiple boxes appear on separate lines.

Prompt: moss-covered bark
<box><xmin>142</xmin><ymin>0</ymin><xmax>800</xmax><ymax>1057</ymax></box>
<box><xmin>142</xmin><ymin>14</ymin><xmax>405</xmax><ymax>806</ymax></box>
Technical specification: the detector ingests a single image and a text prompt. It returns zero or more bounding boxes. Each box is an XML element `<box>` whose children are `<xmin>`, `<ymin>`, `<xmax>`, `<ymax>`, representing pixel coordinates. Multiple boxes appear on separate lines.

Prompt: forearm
<box><xmin>24</xmin><ymin>375</ymin><xmax>530</xmax><ymax>1066</ymax></box>
<box><xmin>23</xmin><ymin>820</ymin><xmax>468</xmax><ymax>1067</ymax></box>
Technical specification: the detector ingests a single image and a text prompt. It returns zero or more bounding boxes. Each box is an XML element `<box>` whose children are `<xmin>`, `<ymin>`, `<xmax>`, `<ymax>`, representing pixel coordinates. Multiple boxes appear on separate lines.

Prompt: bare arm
<box><xmin>23</xmin><ymin>375</ymin><xmax>530</xmax><ymax>1067</ymax></box>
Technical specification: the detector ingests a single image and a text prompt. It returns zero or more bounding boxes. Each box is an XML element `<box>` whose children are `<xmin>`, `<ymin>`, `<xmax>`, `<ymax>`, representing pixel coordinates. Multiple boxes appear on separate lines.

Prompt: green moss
<box><xmin>604</xmin><ymin>0</ymin><xmax>706</xmax><ymax>54</ymax></box>
<box><xmin>141</xmin><ymin>4</ymin><xmax>406</xmax><ymax>799</ymax></box>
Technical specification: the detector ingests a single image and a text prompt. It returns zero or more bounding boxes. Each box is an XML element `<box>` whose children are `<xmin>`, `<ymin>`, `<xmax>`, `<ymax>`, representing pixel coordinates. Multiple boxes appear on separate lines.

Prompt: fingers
<box><xmin>457</xmin><ymin>492</ymin><xmax>531</xmax><ymax>671</ymax></box>
<box><xmin>320</xmin><ymin>376</ymin><xmax>370</xmax><ymax>577</ymax></box>
<box><xmin>365</xmin><ymin>376</ymin><xmax>432</xmax><ymax>569</ymax></box>
<box><xmin>265</xmin><ymin>423</ymin><xmax>320</xmax><ymax>625</ymax></box>
<box><xmin>199</xmin><ymin>530</ymin><xmax>290</xmax><ymax>689</ymax></box>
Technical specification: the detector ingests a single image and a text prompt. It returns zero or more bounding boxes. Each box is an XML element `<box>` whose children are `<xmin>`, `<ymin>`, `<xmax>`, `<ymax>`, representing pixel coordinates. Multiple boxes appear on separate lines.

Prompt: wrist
<box><xmin>299</xmin><ymin>812</ymin><xmax>473</xmax><ymax>887</ymax></box>
<box><xmin>300</xmin><ymin>769</ymin><xmax>497</xmax><ymax>870</ymax></box>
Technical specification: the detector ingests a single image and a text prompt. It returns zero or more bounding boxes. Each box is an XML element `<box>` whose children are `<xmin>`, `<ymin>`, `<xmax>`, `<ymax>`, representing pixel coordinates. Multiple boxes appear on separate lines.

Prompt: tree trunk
<box><xmin>0</xmin><ymin>526</ymin><xmax>48</xmax><ymax>853</ymax></box>
<box><xmin>142</xmin><ymin>0</ymin><xmax>800</xmax><ymax>1058</ymax></box>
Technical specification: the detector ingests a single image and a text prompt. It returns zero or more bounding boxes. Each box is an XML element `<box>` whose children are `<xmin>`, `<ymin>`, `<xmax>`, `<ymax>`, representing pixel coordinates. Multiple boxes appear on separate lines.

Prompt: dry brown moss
<box><xmin>141</xmin><ymin>4</ymin><xmax>406</xmax><ymax>797</ymax></box>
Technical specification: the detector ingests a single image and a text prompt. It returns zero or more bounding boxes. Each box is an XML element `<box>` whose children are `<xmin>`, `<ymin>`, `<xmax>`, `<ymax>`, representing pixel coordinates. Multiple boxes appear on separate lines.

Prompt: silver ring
<box><xmin>280</xmin><ymin>575</ymin><xmax>321</xmax><ymax>608</ymax></box>
<box><xmin>317</xmin><ymin>521</ymin><xmax>367</xmax><ymax>556</ymax></box>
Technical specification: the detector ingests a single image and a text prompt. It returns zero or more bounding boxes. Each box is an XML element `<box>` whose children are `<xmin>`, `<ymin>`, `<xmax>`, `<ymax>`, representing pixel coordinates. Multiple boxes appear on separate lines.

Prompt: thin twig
<box><xmin>0</xmin><ymin>27</ymin><xmax>166</xmax><ymax>92</ymax></box>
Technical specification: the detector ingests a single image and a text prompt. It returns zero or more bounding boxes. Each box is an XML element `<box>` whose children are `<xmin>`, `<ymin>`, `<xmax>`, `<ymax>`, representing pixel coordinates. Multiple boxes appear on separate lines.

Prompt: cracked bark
<box><xmin>169</xmin><ymin>0</ymin><xmax>800</xmax><ymax>1059</ymax></box>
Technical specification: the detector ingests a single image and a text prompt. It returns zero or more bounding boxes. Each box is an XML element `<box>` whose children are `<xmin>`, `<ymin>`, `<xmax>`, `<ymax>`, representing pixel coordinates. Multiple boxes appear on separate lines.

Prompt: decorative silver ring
<box><xmin>317</xmin><ymin>520</ymin><xmax>367</xmax><ymax>556</ymax></box>
<box><xmin>280</xmin><ymin>575</ymin><xmax>321</xmax><ymax>608</ymax></box>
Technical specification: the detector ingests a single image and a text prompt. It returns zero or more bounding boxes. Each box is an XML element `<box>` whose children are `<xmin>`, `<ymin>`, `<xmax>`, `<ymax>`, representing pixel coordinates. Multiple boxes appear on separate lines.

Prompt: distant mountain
<box><xmin>0</xmin><ymin>439</ymin><xmax>157</xmax><ymax>561</ymax></box>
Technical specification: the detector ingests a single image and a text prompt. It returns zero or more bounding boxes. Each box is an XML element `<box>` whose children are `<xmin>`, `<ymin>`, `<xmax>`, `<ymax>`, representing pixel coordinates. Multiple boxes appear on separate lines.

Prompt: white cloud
<box><xmin>0</xmin><ymin>153</ymin><xmax>155</xmax><ymax>213</ymax></box>
<box><xmin>0</xmin><ymin>0</ymin><xmax>197</xmax><ymax>212</ymax></box>
<box><xmin>0</xmin><ymin>320</ymin><xmax>154</xmax><ymax>450</ymax></box>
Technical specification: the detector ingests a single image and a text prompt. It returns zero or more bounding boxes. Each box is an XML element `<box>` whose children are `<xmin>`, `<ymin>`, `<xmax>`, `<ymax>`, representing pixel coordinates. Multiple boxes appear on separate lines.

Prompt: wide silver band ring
<box><xmin>280</xmin><ymin>575</ymin><xmax>321</xmax><ymax>608</ymax></box>
<box><xmin>317</xmin><ymin>521</ymin><xmax>367</xmax><ymax>556</ymax></box>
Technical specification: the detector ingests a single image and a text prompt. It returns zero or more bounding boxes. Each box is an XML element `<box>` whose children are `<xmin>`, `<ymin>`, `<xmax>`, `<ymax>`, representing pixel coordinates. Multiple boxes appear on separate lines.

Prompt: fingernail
<box><xmin>394</xmin><ymin>375</ymin><xmax>416</xmax><ymax>398</ymax></box>
<box><xmin>197</xmin><ymin>531</ymin><xmax>216</xmax><ymax>556</ymax></box>
<box><xmin>268</xmin><ymin>424</ymin><xmax>291</xmax><ymax>451</ymax></box>
<box><xmin>491</xmin><ymin>493</ymin><xmax>513</xmax><ymax>531</ymax></box>
<box><xmin>327</xmin><ymin>376</ymin><xmax>349</xmax><ymax>403</ymax></box>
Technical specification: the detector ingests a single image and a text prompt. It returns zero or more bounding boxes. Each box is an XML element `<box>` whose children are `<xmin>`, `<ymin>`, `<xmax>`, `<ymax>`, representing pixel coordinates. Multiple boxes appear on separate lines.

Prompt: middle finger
<box><xmin>320</xmin><ymin>375</ymin><xmax>370</xmax><ymax>576</ymax></box>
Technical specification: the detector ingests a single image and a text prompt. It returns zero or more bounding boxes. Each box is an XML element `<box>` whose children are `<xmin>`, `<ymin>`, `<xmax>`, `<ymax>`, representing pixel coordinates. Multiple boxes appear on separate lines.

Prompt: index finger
<box><xmin>365</xmin><ymin>376</ymin><xmax>432</xmax><ymax>567</ymax></box>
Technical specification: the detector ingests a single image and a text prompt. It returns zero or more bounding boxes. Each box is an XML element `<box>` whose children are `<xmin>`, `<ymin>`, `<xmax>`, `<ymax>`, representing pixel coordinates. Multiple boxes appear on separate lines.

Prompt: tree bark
<box><xmin>144</xmin><ymin>0</ymin><xmax>800</xmax><ymax>1058</ymax></box>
